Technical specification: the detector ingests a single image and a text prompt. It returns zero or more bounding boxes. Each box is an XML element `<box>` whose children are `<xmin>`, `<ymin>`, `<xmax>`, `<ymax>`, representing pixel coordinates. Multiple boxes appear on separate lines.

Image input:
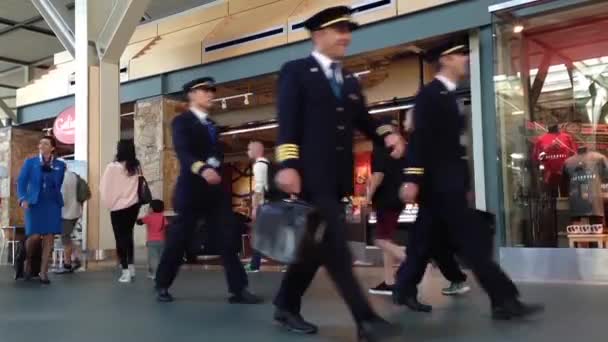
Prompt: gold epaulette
<box><xmin>191</xmin><ymin>161</ymin><xmax>206</xmax><ymax>175</ymax></box>
<box><xmin>276</xmin><ymin>144</ymin><xmax>300</xmax><ymax>162</ymax></box>
<box><xmin>404</xmin><ymin>167</ymin><xmax>424</xmax><ymax>175</ymax></box>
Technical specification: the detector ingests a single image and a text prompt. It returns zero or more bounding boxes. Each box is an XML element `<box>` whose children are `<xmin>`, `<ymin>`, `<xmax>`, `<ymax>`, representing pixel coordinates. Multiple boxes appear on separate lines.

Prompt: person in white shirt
<box><xmin>61</xmin><ymin>169</ymin><xmax>83</xmax><ymax>273</ymax></box>
<box><xmin>245</xmin><ymin>141</ymin><xmax>268</xmax><ymax>272</ymax></box>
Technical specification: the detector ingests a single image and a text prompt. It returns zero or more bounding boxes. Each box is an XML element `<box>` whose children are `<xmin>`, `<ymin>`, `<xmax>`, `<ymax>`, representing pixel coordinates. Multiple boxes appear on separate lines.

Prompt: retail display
<box><xmin>533</xmin><ymin>126</ymin><xmax>577</xmax><ymax>186</ymax></box>
<box><xmin>562</xmin><ymin>147</ymin><xmax>608</xmax><ymax>218</ymax></box>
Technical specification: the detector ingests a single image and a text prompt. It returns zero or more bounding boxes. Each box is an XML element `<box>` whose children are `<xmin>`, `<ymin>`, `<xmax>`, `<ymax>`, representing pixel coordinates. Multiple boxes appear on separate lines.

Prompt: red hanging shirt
<box><xmin>533</xmin><ymin>132</ymin><xmax>577</xmax><ymax>185</ymax></box>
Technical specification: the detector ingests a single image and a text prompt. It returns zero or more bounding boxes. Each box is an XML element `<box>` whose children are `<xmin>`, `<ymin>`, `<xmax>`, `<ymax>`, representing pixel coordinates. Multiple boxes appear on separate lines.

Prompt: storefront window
<box><xmin>494</xmin><ymin>2</ymin><xmax>608</xmax><ymax>247</ymax></box>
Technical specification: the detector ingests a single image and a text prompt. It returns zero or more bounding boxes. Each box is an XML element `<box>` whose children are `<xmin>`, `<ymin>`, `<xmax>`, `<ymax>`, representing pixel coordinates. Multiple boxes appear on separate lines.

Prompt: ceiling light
<box><xmin>220</xmin><ymin>123</ymin><xmax>278</xmax><ymax>136</ymax></box>
<box><xmin>513</xmin><ymin>24</ymin><xmax>524</xmax><ymax>34</ymax></box>
<box><xmin>221</xmin><ymin>99</ymin><xmax>227</xmax><ymax>109</ymax></box>
<box><xmin>244</xmin><ymin>95</ymin><xmax>249</xmax><ymax>105</ymax></box>
<box><xmin>354</xmin><ymin>70</ymin><xmax>371</xmax><ymax>78</ymax></box>
<box><xmin>369</xmin><ymin>104</ymin><xmax>414</xmax><ymax>114</ymax></box>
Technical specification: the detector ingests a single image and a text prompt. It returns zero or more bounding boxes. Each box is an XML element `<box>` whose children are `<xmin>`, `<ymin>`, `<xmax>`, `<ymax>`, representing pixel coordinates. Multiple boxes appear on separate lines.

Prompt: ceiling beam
<box><xmin>0</xmin><ymin>16</ymin><xmax>55</xmax><ymax>36</ymax></box>
<box><xmin>0</xmin><ymin>97</ymin><xmax>17</xmax><ymax>121</ymax></box>
<box><xmin>31</xmin><ymin>0</ymin><xmax>76</xmax><ymax>58</ymax></box>
<box><xmin>0</xmin><ymin>83</ymin><xmax>18</xmax><ymax>89</ymax></box>
<box><xmin>0</xmin><ymin>55</ymin><xmax>31</xmax><ymax>65</ymax></box>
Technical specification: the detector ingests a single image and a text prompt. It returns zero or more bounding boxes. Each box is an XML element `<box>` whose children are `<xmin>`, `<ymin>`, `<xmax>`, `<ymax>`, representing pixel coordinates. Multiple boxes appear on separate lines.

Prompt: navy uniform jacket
<box><xmin>403</xmin><ymin>79</ymin><xmax>470</xmax><ymax>201</ymax></box>
<box><xmin>172</xmin><ymin>110</ymin><xmax>223</xmax><ymax>212</ymax></box>
<box><xmin>275</xmin><ymin>56</ymin><xmax>392</xmax><ymax>198</ymax></box>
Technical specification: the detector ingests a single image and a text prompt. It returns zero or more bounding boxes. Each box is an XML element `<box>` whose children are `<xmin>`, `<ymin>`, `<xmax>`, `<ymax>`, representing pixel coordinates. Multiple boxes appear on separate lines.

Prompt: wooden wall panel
<box><xmin>157</xmin><ymin>1</ymin><xmax>228</xmax><ymax>35</ymax></box>
<box><xmin>203</xmin><ymin>0</ymin><xmax>301</xmax><ymax>63</ymax></box>
<box><xmin>129</xmin><ymin>21</ymin><xmax>220</xmax><ymax>80</ymax></box>
<box><xmin>397</xmin><ymin>0</ymin><xmax>459</xmax><ymax>15</ymax></box>
<box><xmin>228</xmin><ymin>0</ymin><xmax>282</xmax><ymax>14</ymax></box>
<box><xmin>162</xmin><ymin>149</ymin><xmax>178</xmax><ymax>209</ymax></box>
<box><xmin>354</xmin><ymin>0</ymin><xmax>397</xmax><ymax>26</ymax></box>
<box><xmin>9</xmin><ymin>128</ymin><xmax>44</xmax><ymax>226</ymax></box>
<box><xmin>161</xmin><ymin>98</ymin><xmax>185</xmax><ymax>210</ymax></box>
<box><xmin>129</xmin><ymin>22</ymin><xmax>158</xmax><ymax>44</ymax></box>
<box><xmin>204</xmin><ymin>35</ymin><xmax>287</xmax><ymax>64</ymax></box>
<box><xmin>423</xmin><ymin>60</ymin><xmax>436</xmax><ymax>83</ymax></box>
<box><xmin>288</xmin><ymin>0</ymin><xmax>350</xmax><ymax>42</ymax></box>
<box><xmin>364</xmin><ymin>57</ymin><xmax>420</xmax><ymax>103</ymax></box>
<box><xmin>120</xmin><ymin>38</ymin><xmax>156</xmax><ymax>69</ymax></box>
<box><xmin>0</xmin><ymin>128</ymin><xmax>11</xmax><ymax>227</ymax></box>
<box><xmin>16</xmin><ymin>61</ymin><xmax>74</xmax><ymax>107</ymax></box>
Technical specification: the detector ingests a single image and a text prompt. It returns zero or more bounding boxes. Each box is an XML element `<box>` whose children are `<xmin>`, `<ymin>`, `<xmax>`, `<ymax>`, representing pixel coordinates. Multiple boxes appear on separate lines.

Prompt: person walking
<box><xmin>17</xmin><ymin>135</ymin><xmax>66</xmax><ymax>284</ymax></box>
<box><xmin>154</xmin><ymin>77</ymin><xmax>261</xmax><ymax>305</ymax></box>
<box><xmin>272</xmin><ymin>6</ymin><xmax>404</xmax><ymax>341</ymax></box>
<box><xmin>60</xmin><ymin>169</ymin><xmax>83</xmax><ymax>273</ymax></box>
<box><xmin>100</xmin><ymin>139</ymin><xmax>141</xmax><ymax>283</ymax></box>
<box><xmin>245</xmin><ymin>141</ymin><xmax>268</xmax><ymax>273</ymax></box>
<box><xmin>396</xmin><ymin>39</ymin><xmax>544</xmax><ymax>320</ymax></box>
<box><xmin>136</xmin><ymin>199</ymin><xmax>167</xmax><ymax>280</ymax></box>
<box><xmin>366</xmin><ymin>117</ymin><xmax>406</xmax><ymax>296</ymax></box>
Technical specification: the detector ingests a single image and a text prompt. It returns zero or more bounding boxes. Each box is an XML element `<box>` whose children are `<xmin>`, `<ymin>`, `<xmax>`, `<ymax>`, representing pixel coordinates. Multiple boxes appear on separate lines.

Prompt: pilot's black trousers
<box><xmin>396</xmin><ymin>207</ymin><xmax>467</xmax><ymax>297</ymax></box>
<box><xmin>155</xmin><ymin>190</ymin><xmax>248</xmax><ymax>295</ymax></box>
<box><xmin>395</xmin><ymin>191</ymin><xmax>519</xmax><ymax>306</ymax></box>
<box><xmin>274</xmin><ymin>195</ymin><xmax>376</xmax><ymax>323</ymax></box>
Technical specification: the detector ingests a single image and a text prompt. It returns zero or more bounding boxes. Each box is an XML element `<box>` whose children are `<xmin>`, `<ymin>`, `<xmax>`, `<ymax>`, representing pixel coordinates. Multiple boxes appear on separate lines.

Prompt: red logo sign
<box><xmin>54</xmin><ymin>106</ymin><xmax>76</xmax><ymax>144</ymax></box>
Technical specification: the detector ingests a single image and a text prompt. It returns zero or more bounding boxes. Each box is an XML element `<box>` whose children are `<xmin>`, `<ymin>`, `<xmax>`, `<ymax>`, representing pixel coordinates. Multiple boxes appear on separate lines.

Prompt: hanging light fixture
<box><xmin>221</xmin><ymin>99</ymin><xmax>227</xmax><ymax>109</ymax></box>
<box><xmin>244</xmin><ymin>95</ymin><xmax>250</xmax><ymax>105</ymax></box>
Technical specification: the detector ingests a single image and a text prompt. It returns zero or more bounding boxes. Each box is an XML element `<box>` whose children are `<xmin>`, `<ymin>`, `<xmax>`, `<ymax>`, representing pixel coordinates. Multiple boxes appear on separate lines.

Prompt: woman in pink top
<box><xmin>100</xmin><ymin>140</ymin><xmax>141</xmax><ymax>283</ymax></box>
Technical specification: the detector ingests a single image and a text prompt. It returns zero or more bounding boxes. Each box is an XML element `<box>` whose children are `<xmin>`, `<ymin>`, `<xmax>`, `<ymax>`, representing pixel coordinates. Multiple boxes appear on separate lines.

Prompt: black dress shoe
<box><xmin>358</xmin><ymin>317</ymin><xmax>403</xmax><ymax>342</ymax></box>
<box><xmin>228</xmin><ymin>289</ymin><xmax>263</xmax><ymax>304</ymax></box>
<box><xmin>393</xmin><ymin>293</ymin><xmax>432</xmax><ymax>313</ymax></box>
<box><xmin>39</xmin><ymin>276</ymin><xmax>51</xmax><ymax>285</ymax></box>
<box><xmin>273</xmin><ymin>309</ymin><xmax>318</xmax><ymax>335</ymax></box>
<box><xmin>492</xmin><ymin>299</ymin><xmax>544</xmax><ymax>320</ymax></box>
<box><xmin>156</xmin><ymin>288</ymin><xmax>174</xmax><ymax>302</ymax></box>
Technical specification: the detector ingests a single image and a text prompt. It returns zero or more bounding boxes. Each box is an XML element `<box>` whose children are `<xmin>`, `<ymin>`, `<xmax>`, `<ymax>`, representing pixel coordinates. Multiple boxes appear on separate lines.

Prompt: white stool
<box><xmin>0</xmin><ymin>227</ymin><xmax>19</xmax><ymax>265</ymax></box>
<box><xmin>52</xmin><ymin>236</ymin><xmax>65</xmax><ymax>268</ymax></box>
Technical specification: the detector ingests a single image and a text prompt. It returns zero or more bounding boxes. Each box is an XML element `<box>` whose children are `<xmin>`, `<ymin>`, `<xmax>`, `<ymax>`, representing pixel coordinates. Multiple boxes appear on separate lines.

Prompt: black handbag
<box><xmin>138</xmin><ymin>175</ymin><xmax>152</xmax><ymax>205</ymax></box>
<box><xmin>253</xmin><ymin>199</ymin><xmax>323</xmax><ymax>264</ymax></box>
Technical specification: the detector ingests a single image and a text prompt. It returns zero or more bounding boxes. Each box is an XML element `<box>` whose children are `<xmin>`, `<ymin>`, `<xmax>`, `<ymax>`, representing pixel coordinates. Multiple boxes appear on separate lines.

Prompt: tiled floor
<box><xmin>0</xmin><ymin>266</ymin><xmax>605</xmax><ymax>341</ymax></box>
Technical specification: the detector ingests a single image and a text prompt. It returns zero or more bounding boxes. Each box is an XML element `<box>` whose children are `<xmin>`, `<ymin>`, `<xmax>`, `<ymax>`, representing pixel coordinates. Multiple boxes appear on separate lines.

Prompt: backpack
<box><xmin>75</xmin><ymin>173</ymin><xmax>91</xmax><ymax>203</ymax></box>
<box><xmin>256</xmin><ymin>160</ymin><xmax>286</xmax><ymax>202</ymax></box>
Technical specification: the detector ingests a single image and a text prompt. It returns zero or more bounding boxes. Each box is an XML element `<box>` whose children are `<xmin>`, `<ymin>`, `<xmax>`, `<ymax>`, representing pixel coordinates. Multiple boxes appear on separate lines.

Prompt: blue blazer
<box><xmin>17</xmin><ymin>156</ymin><xmax>66</xmax><ymax>206</ymax></box>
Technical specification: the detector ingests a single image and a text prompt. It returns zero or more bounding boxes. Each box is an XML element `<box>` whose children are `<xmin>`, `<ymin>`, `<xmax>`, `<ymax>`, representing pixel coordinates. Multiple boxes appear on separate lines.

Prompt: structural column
<box><xmin>36</xmin><ymin>0</ymin><xmax>150</xmax><ymax>260</ymax></box>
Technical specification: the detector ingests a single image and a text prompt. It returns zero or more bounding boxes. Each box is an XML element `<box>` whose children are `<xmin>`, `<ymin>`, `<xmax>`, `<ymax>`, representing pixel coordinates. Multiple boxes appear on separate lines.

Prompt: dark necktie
<box><xmin>329</xmin><ymin>62</ymin><xmax>342</xmax><ymax>99</ymax></box>
<box><xmin>205</xmin><ymin>121</ymin><xmax>217</xmax><ymax>145</ymax></box>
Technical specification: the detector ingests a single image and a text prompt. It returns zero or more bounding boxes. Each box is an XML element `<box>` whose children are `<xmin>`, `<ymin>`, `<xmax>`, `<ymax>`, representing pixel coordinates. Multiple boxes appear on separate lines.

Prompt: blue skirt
<box><xmin>25</xmin><ymin>191</ymin><xmax>62</xmax><ymax>236</ymax></box>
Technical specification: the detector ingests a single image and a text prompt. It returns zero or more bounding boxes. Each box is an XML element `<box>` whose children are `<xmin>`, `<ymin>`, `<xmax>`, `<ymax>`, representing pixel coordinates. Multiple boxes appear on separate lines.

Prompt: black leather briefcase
<box><xmin>253</xmin><ymin>199</ymin><xmax>323</xmax><ymax>264</ymax></box>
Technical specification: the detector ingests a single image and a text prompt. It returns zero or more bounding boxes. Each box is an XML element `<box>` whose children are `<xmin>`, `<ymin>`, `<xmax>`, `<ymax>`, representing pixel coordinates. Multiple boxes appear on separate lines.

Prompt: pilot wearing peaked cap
<box><xmin>154</xmin><ymin>74</ymin><xmax>262</xmax><ymax>305</ymax></box>
<box><xmin>303</xmin><ymin>5</ymin><xmax>359</xmax><ymax>31</ymax></box>
<box><xmin>182</xmin><ymin>77</ymin><xmax>217</xmax><ymax>94</ymax></box>
<box><xmin>270</xmin><ymin>5</ymin><xmax>404</xmax><ymax>341</ymax></box>
<box><xmin>423</xmin><ymin>38</ymin><xmax>470</xmax><ymax>63</ymax></box>
<box><xmin>395</xmin><ymin>36</ymin><xmax>544</xmax><ymax>319</ymax></box>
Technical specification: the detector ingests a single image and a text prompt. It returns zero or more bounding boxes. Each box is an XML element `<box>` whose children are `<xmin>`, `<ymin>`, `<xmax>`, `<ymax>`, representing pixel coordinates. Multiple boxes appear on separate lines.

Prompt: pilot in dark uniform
<box><xmin>272</xmin><ymin>7</ymin><xmax>404</xmax><ymax>341</ymax></box>
<box><xmin>396</xmin><ymin>41</ymin><xmax>544</xmax><ymax>320</ymax></box>
<box><xmin>154</xmin><ymin>77</ymin><xmax>262</xmax><ymax>305</ymax></box>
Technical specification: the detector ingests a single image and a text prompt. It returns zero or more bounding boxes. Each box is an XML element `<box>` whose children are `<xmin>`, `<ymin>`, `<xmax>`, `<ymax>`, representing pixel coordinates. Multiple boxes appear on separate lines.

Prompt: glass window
<box><xmin>494</xmin><ymin>3</ymin><xmax>608</xmax><ymax>247</ymax></box>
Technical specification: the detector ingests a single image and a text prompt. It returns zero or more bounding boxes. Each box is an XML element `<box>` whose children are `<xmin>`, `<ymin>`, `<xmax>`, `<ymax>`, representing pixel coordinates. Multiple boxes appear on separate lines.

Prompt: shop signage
<box><xmin>54</xmin><ymin>106</ymin><xmax>76</xmax><ymax>145</ymax></box>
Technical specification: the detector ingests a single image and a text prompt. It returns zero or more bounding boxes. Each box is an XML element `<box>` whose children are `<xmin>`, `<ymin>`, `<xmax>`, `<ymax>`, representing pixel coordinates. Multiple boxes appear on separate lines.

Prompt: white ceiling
<box><xmin>0</xmin><ymin>0</ymin><xmax>218</xmax><ymax>120</ymax></box>
<box><xmin>0</xmin><ymin>0</ymin><xmax>218</xmax><ymax>74</ymax></box>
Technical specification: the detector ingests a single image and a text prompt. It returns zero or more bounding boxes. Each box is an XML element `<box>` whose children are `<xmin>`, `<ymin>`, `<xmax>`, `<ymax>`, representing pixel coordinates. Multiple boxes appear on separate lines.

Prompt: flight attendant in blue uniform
<box><xmin>18</xmin><ymin>135</ymin><xmax>66</xmax><ymax>284</ymax></box>
<box><xmin>396</xmin><ymin>40</ymin><xmax>544</xmax><ymax>320</ymax></box>
<box><xmin>273</xmin><ymin>7</ymin><xmax>404</xmax><ymax>341</ymax></box>
<box><xmin>154</xmin><ymin>77</ymin><xmax>261</xmax><ymax>305</ymax></box>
